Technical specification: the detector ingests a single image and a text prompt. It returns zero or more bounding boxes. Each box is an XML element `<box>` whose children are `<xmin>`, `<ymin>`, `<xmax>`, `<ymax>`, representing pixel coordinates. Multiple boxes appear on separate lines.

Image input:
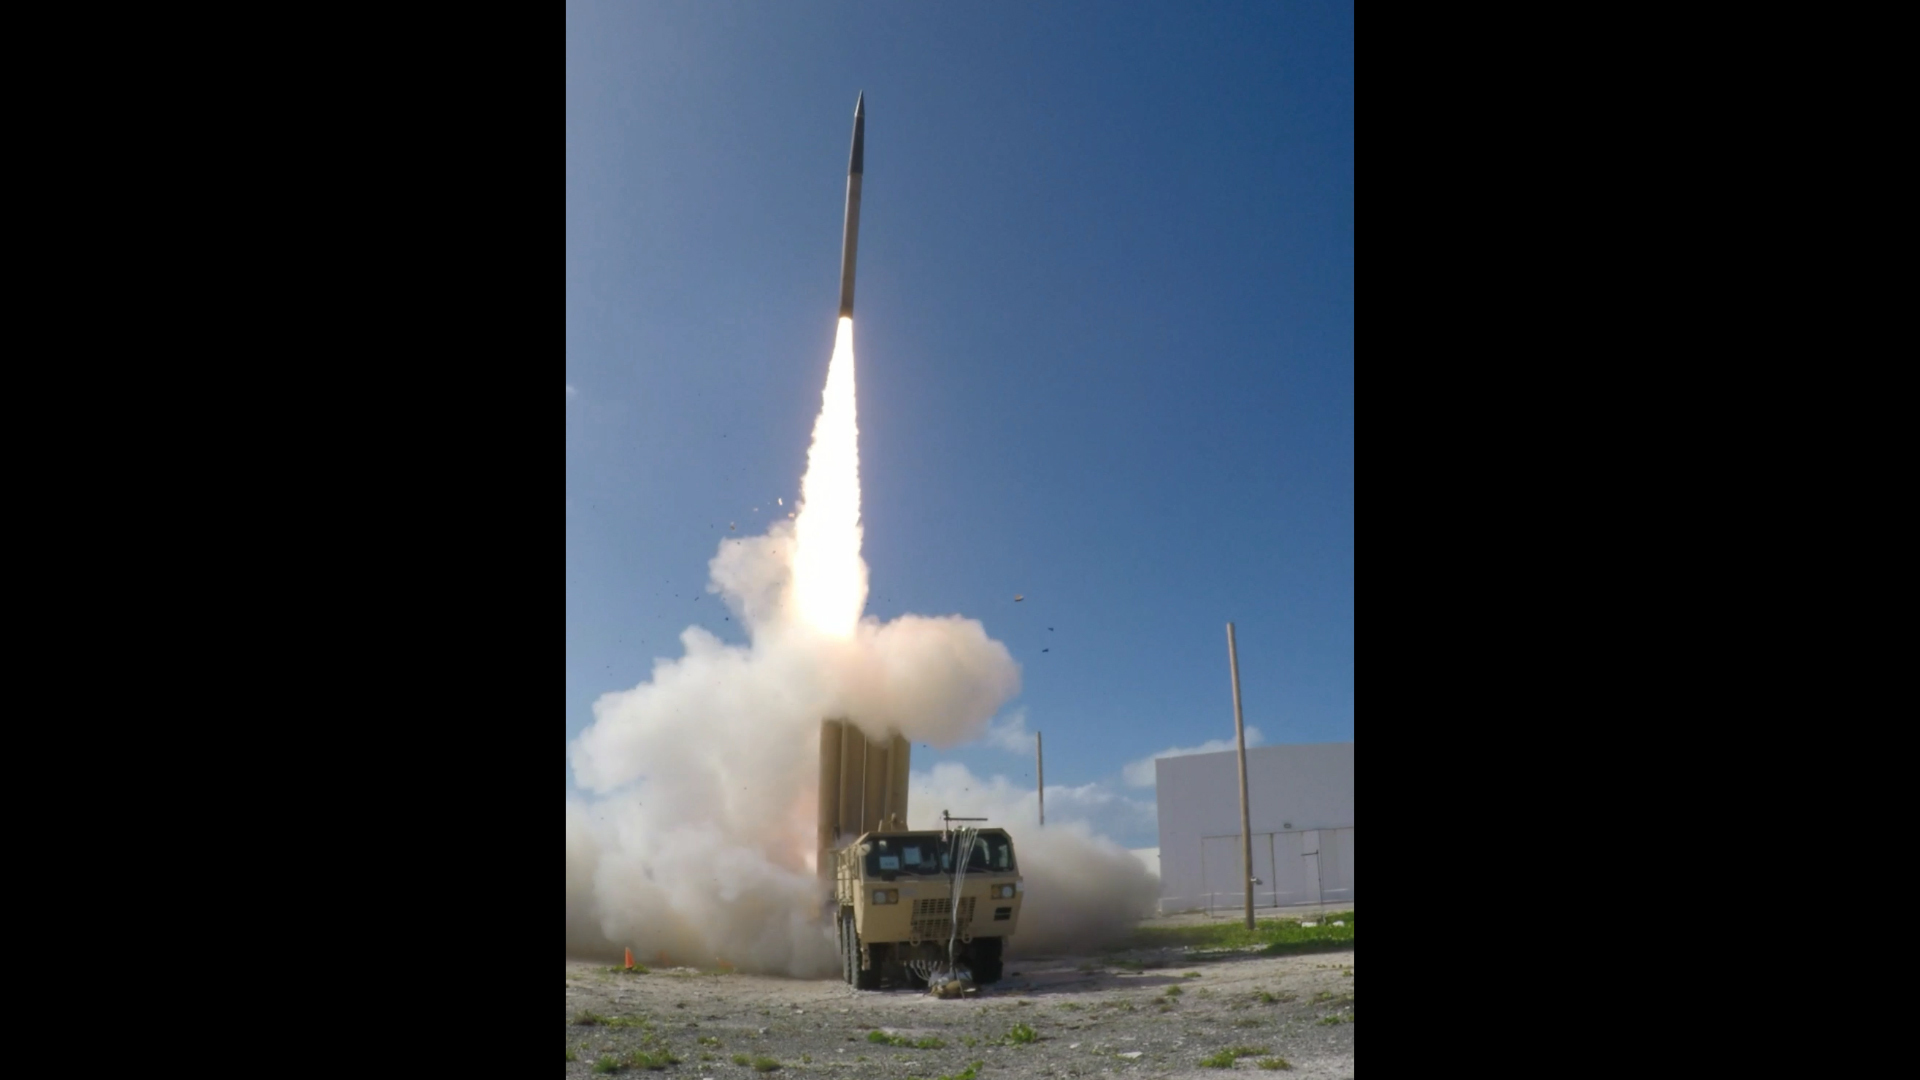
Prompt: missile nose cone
<box><xmin>849</xmin><ymin>93</ymin><xmax>865</xmax><ymax>175</ymax></box>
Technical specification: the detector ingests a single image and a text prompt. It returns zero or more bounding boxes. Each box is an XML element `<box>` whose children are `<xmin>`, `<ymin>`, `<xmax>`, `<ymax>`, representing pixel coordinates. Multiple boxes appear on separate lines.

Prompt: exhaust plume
<box><xmin>791</xmin><ymin>318</ymin><xmax>866</xmax><ymax>638</ymax></box>
<box><xmin>567</xmin><ymin>318</ymin><xmax>1157</xmax><ymax>974</ymax></box>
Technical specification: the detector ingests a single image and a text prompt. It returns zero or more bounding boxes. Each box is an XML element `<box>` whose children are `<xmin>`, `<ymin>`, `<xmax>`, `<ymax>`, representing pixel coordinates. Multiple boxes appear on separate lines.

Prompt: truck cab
<box><xmin>833</xmin><ymin>827</ymin><xmax>1022</xmax><ymax>989</ymax></box>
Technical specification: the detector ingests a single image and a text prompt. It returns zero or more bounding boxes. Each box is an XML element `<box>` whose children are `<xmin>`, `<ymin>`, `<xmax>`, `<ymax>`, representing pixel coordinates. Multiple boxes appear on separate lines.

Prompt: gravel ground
<box><xmin>565</xmin><ymin>932</ymin><xmax>1353</xmax><ymax>1078</ymax></box>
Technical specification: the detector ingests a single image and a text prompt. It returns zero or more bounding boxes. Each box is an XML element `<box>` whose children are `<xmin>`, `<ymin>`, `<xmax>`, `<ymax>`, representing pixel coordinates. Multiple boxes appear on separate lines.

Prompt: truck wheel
<box><xmin>970</xmin><ymin>937</ymin><xmax>1004</xmax><ymax>984</ymax></box>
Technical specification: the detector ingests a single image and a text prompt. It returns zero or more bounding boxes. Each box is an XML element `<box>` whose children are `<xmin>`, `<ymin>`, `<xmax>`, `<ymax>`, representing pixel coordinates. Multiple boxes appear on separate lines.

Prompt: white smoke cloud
<box><xmin>1001</xmin><ymin>823</ymin><xmax>1161</xmax><ymax>957</ymax></box>
<box><xmin>906</xmin><ymin>761</ymin><xmax>1159</xmax><ymax>956</ymax></box>
<box><xmin>567</xmin><ymin>322</ymin><xmax>1157</xmax><ymax>975</ymax></box>
<box><xmin>566</xmin><ymin>519</ymin><xmax>1023</xmax><ymax>974</ymax></box>
<box><xmin>982</xmin><ymin>708</ymin><xmax>1032</xmax><ymax>753</ymax></box>
<box><xmin>909</xmin><ymin>761</ymin><xmax>1157</xmax><ymax>841</ymax></box>
<box><xmin>1121</xmin><ymin>727</ymin><xmax>1265</xmax><ymax>787</ymax></box>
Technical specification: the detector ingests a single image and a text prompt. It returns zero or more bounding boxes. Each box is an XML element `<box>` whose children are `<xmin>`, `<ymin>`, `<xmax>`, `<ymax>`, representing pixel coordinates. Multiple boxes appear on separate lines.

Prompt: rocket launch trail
<box><xmin>838</xmin><ymin>93</ymin><xmax>864</xmax><ymax>319</ymax></box>
<box><xmin>793</xmin><ymin>93</ymin><xmax>868</xmax><ymax>640</ymax></box>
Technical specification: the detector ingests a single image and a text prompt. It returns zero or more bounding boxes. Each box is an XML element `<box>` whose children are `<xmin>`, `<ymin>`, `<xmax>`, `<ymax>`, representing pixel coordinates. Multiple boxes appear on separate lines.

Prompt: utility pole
<box><xmin>1036</xmin><ymin>731</ymin><xmax>1045</xmax><ymax>826</ymax></box>
<box><xmin>1228</xmin><ymin>622</ymin><xmax>1254</xmax><ymax>930</ymax></box>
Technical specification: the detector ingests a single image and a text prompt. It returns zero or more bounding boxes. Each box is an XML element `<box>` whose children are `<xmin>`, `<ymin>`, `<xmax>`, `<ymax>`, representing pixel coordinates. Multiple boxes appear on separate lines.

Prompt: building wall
<box><xmin>1154</xmin><ymin>742</ymin><xmax>1353</xmax><ymax>913</ymax></box>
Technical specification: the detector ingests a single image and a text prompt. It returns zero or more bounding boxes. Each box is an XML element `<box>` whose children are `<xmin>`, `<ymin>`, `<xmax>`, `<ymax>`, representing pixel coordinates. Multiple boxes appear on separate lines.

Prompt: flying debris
<box><xmin>1014</xmin><ymin>595</ymin><xmax>1024</xmax><ymax>602</ymax></box>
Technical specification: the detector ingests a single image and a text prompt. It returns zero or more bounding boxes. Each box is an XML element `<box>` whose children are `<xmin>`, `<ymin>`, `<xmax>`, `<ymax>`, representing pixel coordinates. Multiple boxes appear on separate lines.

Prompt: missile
<box><xmin>837</xmin><ymin>92</ymin><xmax>864</xmax><ymax>319</ymax></box>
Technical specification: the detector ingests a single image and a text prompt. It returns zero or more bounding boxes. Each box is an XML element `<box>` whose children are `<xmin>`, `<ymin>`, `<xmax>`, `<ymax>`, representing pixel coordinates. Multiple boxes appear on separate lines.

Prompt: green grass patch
<box><xmin>603</xmin><ymin>1016</ymin><xmax>650</xmax><ymax>1030</ymax></box>
<box><xmin>1200</xmin><ymin>1045</ymin><xmax>1271</xmax><ymax>1068</ymax></box>
<box><xmin>751</xmin><ymin>1055</ymin><xmax>781</xmax><ymax>1072</ymax></box>
<box><xmin>732</xmin><ymin>1053</ymin><xmax>753</xmax><ymax>1066</ymax></box>
<box><xmin>1165</xmin><ymin>985</ymin><xmax>1183</xmax><ymax>997</ymax></box>
<box><xmin>1007</xmin><ymin>1021</ymin><xmax>1039</xmax><ymax>1045</ymax></box>
<box><xmin>906</xmin><ymin>1063</ymin><xmax>984</xmax><ymax>1080</ymax></box>
<box><xmin>1123</xmin><ymin>912</ymin><xmax>1354</xmax><ymax>955</ymax></box>
<box><xmin>1318</xmin><ymin>1013</ymin><xmax>1349</xmax><ymax>1026</ymax></box>
<box><xmin>1184</xmin><ymin>971</ymin><xmax>1203</xmax><ymax>978</ymax></box>
<box><xmin>1258</xmin><ymin>1057</ymin><xmax>1293</xmax><ymax>1070</ymax></box>
<box><xmin>606</xmin><ymin>964</ymin><xmax>651</xmax><ymax>975</ymax></box>
<box><xmin>697</xmin><ymin>1036</ymin><xmax>720</xmax><ymax>1047</ymax></box>
<box><xmin>625</xmin><ymin>1048</ymin><xmax>680</xmax><ymax>1070</ymax></box>
<box><xmin>867</xmin><ymin>1030</ymin><xmax>944</xmax><ymax>1049</ymax></box>
<box><xmin>566</xmin><ymin>1046</ymin><xmax>577</xmax><ymax>1062</ymax></box>
<box><xmin>591</xmin><ymin>1056</ymin><xmax>625</xmax><ymax>1074</ymax></box>
<box><xmin>572</xmin><ymin>1011</ymin><xmax>607</xmax><ymax>1026</ymax></box>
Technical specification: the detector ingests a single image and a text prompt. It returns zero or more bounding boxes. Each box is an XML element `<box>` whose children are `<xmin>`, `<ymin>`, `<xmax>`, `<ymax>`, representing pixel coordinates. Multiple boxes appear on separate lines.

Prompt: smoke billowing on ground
<box><xmin>566</xmin><ymin>320</ymin><xmax>1158</xmax><ymax>976</ymax></box>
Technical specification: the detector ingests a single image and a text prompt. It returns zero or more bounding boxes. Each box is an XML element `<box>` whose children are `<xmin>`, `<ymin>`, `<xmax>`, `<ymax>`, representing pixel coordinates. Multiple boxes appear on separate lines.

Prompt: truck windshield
<box><xmin>941</xmin><ymin>833</ymin><xmax>1016</xmax><ymax>874</ymax></box>
<box><xmin>862</xmin><ymin>833</ymin><xmax>1018</xmax><ymax>876</ymax></box>
<box><xmin>863</xmin><ymin>838</ymin><xmax>944</xmax><ymax>876</ymax></box>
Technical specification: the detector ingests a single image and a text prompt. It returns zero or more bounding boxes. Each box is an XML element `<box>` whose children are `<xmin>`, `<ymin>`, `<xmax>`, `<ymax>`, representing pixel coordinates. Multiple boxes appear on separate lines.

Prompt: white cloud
<box><xmin>982</xmin><ymin>708</ymin><xmax>1034</xmax><ymax>753</ymax></box>
<box><xmin>1121</xmin><ymin>727</ymin><xmax>1264</xmax><ymax>788</ymax></box>
<box><xmin>566</xmin><ymin>384</ymin><xmax>578</xmax><ymax>400</ymax></box>
<box><xmin>909</xmin><ymin>761</ymin><xmax>1157</xmax><ymax>847</ymax></box>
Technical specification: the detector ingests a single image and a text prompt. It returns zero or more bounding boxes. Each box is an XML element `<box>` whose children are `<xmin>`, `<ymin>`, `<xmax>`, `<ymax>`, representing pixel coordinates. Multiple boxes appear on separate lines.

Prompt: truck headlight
<box><xmin>872</xmin><ymin>889</ymin><xmax>897</xmax><ymax>904</ymax></box>
<box><xmin>993</xmin><ymin>884</ymin><xmax>1015</xmax><ymax>899</ymax></box>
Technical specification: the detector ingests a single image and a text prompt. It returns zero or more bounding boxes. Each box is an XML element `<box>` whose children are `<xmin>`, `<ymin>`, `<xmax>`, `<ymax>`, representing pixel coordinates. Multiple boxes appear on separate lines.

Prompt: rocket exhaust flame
<box><xmin>791</xmin><ymin>317</ymin><xmax>866</xmax><ymax>638</ymax></box>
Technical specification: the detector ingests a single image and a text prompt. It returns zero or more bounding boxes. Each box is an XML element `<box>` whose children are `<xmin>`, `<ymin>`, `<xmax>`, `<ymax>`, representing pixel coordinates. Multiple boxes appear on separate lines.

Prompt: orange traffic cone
<box><xmin>624</xmin><ymin>947</ymin><xmax>634</xmax><ymax>969</ymax></box>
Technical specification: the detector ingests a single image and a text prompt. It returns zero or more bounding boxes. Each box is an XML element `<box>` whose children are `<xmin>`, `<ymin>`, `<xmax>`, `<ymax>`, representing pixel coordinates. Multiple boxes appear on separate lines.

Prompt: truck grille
<box><xmin>911</xmin><ymin>897</ymin><xmax>976</xmax><ymax>920</ymax></box>
<box><xmin>909</xmin><ymin>896</ymin><xmax>975</xmax><ymax>941</ymax></box>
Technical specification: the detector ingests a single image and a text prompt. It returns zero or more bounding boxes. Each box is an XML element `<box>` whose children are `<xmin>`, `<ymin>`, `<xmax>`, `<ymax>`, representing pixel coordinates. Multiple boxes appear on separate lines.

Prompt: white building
<box><xmin>1153</xmin><ymin>742</ymin><xmax>1353</xmax><ymax>914</ymax></box>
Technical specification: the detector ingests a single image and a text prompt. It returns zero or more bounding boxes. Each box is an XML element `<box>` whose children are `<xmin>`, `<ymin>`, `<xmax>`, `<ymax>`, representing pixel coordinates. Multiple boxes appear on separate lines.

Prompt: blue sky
<box><xmin>566</xmin><ymin>0</ymin><xmax>1352</xmax><ymax>850</ymax></box>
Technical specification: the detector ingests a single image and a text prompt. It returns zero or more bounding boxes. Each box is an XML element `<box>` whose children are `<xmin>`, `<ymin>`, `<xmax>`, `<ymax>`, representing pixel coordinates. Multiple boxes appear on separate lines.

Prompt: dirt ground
<box><xmin>565</xmin><ymin>916</ymin><xmax>1354</xmax><ymax>1078</ymax></box>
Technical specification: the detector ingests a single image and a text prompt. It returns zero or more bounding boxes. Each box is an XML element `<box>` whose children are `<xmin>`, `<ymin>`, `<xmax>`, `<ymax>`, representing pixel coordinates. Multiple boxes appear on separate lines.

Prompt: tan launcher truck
<box><xmin>817</xmin><ymin>718</ymin><xmax>1023</xmax><ymax>989</ymax></box>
